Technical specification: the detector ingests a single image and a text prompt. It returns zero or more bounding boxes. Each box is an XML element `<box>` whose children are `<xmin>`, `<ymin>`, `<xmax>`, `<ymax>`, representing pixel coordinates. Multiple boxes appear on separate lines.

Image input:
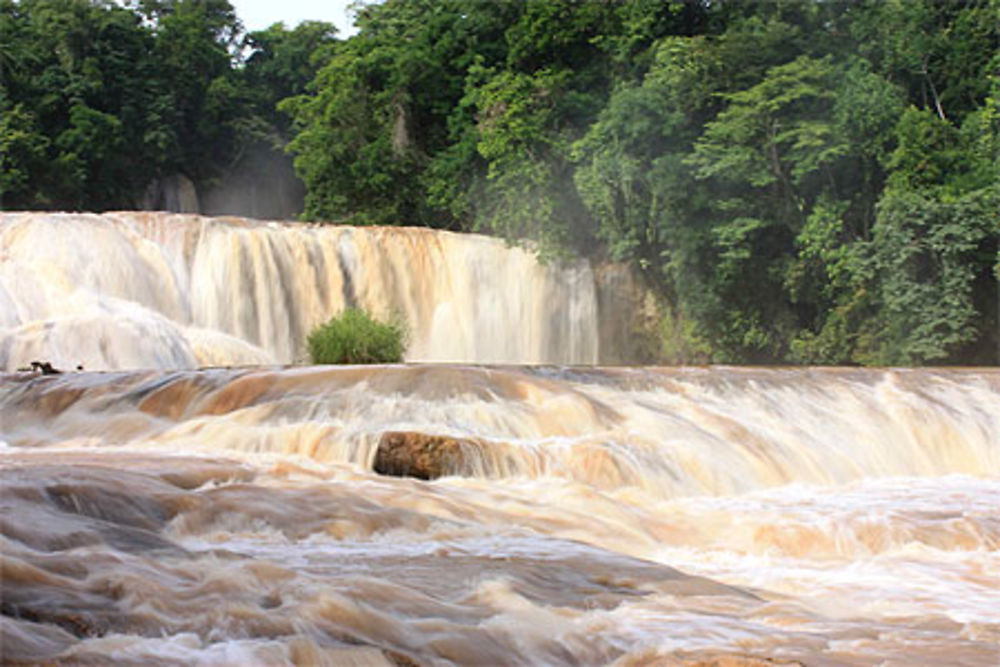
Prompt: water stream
<box><xmin>1</xmin><ymin>212</ymin><xmax>598</xmax><ymax>369</ymax></box>
<box><xmin>1</xmin><ymin>213</ymin><xmax>997</xmax><ymax>665</ymax></box>
<box><xmin>2</xmin><ymin>366</ymin><xmax>998</xmax><ymax>665</ymax></box>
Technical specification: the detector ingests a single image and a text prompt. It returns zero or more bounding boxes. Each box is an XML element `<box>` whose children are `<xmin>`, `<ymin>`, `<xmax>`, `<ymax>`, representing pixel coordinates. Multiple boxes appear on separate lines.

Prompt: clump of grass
<box><xmin>307</xmin><ymin>308</ymin><xmax>407</xmax><ymax>364</ymax></box>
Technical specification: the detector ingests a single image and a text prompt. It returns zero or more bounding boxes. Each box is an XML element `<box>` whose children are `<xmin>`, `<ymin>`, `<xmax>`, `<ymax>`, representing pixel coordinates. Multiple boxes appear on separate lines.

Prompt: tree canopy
<box><xmin>3</xmin><ymin>0</ymin><xmax>997</xmax><ymax>365</ymax></box>
<box><xmin>1</xmin><ymin>0</ymin><xmax>335</xmax><ymax>211</ymax></box>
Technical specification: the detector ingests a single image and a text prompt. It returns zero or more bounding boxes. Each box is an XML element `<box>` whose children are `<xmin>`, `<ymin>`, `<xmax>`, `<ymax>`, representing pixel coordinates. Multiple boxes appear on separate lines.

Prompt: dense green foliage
<box><xmin>282</xmin><ymin>0</ymin><xmax>997</xmax><ymax>365</ymax></box>
<box><xmin>3</xmin><ymin>0</ymin><xmax>997</xmax><ymax>365</ymax></box>
<box><xmin>0</xmin><ymin>0</ymin><xmax>335</xmax><ymax>210</ymax></box>
<box><xmin>307</xmin><ymin>309</ymin><xmax>407</xmax><ymax>364</ymax></box>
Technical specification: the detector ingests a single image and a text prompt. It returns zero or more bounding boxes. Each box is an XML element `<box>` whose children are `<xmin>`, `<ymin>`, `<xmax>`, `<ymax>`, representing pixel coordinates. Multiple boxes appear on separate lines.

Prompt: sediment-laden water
<box><xmin>0</xmin><ymin>212</ymin><xmax>600</xmax><ymax>370</ymax></box>
<box><xmin>2</xmin><ymin>365</ymin><xmax>998</xmax><ymax>665</ymax></box>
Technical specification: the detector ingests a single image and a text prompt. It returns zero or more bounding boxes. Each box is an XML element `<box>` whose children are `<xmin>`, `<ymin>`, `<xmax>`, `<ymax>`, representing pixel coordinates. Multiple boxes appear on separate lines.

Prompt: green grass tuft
<box><xmin>307</xmin><ymin>308</ymin><xmax>407</xmax><ymax>364</ymax></box>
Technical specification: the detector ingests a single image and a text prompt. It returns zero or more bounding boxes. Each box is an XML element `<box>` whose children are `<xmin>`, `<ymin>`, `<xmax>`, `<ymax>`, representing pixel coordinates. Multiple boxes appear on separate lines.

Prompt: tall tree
<box><xmin>283</xmin><ymin>0</ymin><xmax>517</xmax><ymax>225</ymax></box>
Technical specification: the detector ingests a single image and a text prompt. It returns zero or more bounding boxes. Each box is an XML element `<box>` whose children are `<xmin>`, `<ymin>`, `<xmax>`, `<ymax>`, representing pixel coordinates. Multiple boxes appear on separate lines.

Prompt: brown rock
<box><xmin>373</xmin><ymin>432</ymin><xmax>470</xmax><ymax>480</ymax></box>
<box><xmin>593</xmin><ymin>262</ymin><xmax>664</xmax><ymax>364</ymax></box>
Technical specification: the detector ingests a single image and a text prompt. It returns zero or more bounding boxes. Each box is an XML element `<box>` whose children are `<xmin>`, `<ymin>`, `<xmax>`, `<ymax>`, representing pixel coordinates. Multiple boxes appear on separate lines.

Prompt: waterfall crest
<box><xmin>0</xmin><ymin>212</ymin><xmax>599</xmax><ymax>370</ymax></box>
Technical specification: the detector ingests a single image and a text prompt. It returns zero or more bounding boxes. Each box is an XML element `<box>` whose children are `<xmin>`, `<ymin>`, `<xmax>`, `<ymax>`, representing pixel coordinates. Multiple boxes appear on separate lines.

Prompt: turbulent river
<box><xmin>1</xmin><ymin>214</ymin><xmax>998</xmax><ymax>665</ymax></box>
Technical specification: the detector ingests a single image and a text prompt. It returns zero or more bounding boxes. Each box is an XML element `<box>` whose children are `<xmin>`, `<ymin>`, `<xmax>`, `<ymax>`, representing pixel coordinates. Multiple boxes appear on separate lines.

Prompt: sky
<box><xmin>229</xmin><ymin>0</ymin><xmax>360</xmax><ymax>37</ymax></box>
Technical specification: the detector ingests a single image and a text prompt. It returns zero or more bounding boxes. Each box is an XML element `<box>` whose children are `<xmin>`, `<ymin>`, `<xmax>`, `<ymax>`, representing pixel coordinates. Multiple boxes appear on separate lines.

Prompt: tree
<box><xmin>6</xmin><ymin>0</ymin><xmax>996</xmax><ymax>364</ymax></box>
<box><xmin>0</xmin><ymin>102</ymin><xmax>49</xmax><ymax>208</ymax></box>
<box><xmin>572</xmin><ymin>35</ymin><xmax>719</xmax><ymax>360</ymax></box>
<box><xmin>283</xmin><ymin>0</ymin><xmax>517</xmax><ymax>225</ymax></box>
<box><xmin>461</xmin><ymin>65</ymin><xmax>590</xmax><ymax>255</ymax></box>
<box><xmin>855</xmin><ymin>88</ymin><xmax>1000</xmax><ymax>364</ymax></box>
<box><xmin>243</xmin><ymin>20</ymin><xmax>338</xmax><ymax>128</ymax></box>
<box><xmin>0</xmin><ymin>0</ymin><xmax>269</xmax><ymax>210</ymax></box>
<box><xmin>859</xmin><ymin>187</ymin><xmax>998</xmax><ymax>364</ymax></box>
<box><xmin>1</xmin><ymin>0</ymin><xmax>163</xmax><ymax>208</ymax></box>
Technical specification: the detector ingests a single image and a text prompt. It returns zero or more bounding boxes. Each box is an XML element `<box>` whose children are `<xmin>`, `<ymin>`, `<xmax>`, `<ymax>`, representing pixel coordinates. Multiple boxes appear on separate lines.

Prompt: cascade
<box><xmin>2</xmin><ymin>365</ymin><xmax>998</xmax><ymax>665</ymax></box>
<box><xmin>3</xmin><ymin>212</ymin><xmax>998</xmax><ymax>666</ymax></box>
<box><xmin>3</xmin><ymin>365</ymin><xmax>997</xmax><ymax>497</ymax></box>
<box><xmin>0</xmin><ymin>212</ymin><xmax>600</xmax><ymax>370</ymax></box>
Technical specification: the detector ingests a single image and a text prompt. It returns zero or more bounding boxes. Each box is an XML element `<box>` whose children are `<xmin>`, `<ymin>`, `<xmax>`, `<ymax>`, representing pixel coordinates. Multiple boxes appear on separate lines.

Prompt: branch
<box><xmin>921</xmin><ymin>57</ymin><xmax>947</xmax><ymax>122</ymax></box>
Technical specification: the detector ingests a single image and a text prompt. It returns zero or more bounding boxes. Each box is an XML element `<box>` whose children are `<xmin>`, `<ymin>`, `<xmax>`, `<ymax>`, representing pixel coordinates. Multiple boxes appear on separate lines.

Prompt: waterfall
<box><xmin>3</xmin><ymin>365</ymin><xmax>996</xmax><ymax>497</ymax></box>
<box><xmin>5</xmin><ymin>212</ymin><xmax>997</xmax><ymax>666</ymax></box>
<box><xmin>2</xmin><ymin>366</ymin><xmax>998</xmax><ymax>665</ymax></box>
<box><xmin>0</xmin><ymin>212</ymin><xmax>600</xmax><ymax>370</ymax></box>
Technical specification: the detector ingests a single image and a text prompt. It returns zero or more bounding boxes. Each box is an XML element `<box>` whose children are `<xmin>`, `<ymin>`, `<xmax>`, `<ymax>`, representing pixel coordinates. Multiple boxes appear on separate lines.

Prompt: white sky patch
<box><xmin>229</xmin><ymin>0</ymin><xmax>360</xmax><ymax>36</ymax></box>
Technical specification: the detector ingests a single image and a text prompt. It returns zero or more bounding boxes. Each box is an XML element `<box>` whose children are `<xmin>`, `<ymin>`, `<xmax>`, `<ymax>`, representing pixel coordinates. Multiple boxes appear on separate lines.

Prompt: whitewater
<box><xmin>0</xmin><ymin>212</ymin><xmax>599</xmax><ymax>369</ymax></box>
<box><xmin>1</xmin><ymin>213</ymin><xmax>998</xmax><ymax>666</ymax></box>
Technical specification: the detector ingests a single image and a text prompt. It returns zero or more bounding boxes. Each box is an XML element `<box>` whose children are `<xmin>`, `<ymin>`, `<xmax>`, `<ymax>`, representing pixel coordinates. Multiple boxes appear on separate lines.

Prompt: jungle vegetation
<box><xmin>2</xmin><ymin>0</ymin><xmax>997</xmax><ymax>365</ymax></box>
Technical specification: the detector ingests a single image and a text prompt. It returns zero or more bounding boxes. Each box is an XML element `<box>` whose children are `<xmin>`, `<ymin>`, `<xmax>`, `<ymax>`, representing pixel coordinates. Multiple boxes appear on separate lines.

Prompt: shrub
<box><xmin>307</xmin><ymin>308</ymin><xmax>407</xmax><ymax>364</ymax></box>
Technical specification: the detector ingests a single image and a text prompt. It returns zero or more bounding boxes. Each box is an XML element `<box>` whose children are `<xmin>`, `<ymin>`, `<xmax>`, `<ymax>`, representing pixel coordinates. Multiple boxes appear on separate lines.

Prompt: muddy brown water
<box><xmin>1</xmin><ymin>366</ymin><xmax>998</xmax><ymax>665</ymax></box>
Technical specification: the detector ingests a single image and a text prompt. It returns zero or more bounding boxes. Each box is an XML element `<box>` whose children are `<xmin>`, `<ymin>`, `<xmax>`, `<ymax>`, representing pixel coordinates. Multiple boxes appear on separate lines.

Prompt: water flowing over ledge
<box><xmin>3</xmin><ymin>212</ymin><xmax>999</xmax><ymax>664</ymax></box>
<box><xmin>2</xmin><ymin>365</ymin><xmax>999</xmax><ymax>664</ymax></box>
<box><xmin>0</xmin><ymin>212</ymin><xmax>602</xmax><ymax>370</ymax></box>
<box><xmin>4</xmin><ymin>365</ymin><xmax>998</xmax><ymax>494</ymax></box>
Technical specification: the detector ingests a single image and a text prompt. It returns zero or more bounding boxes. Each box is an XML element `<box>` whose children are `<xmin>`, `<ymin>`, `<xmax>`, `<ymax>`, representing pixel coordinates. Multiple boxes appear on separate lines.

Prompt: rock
<box><xmin>140</xmin><ymin>173</ymin><xmax>200</xmax><ymax>213</ymax></box>
<box><xmin>30</xmin><ymin>361</ymin><xmax>62</xmax><ymax>375</ymax></box>
<box><xmin>373</xmin><ymin>432</ymin><xmax>470</xmax><ymax>480</ymax></box>
<box><xmin>593</xmin><ymin>262</ymin><xmax>664</xmax><ymax>364</ymax></box>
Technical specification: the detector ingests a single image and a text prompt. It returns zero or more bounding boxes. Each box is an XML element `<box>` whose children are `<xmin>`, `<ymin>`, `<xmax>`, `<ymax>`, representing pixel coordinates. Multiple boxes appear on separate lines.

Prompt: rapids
<box><xmin>2</xmin><ymin>365</ymin><xmax>998</xmax><ymax>665</ymax></box>
<box><xmin>0</xmin><ymin>212</ymin><xmax>601</xmax><ymax>370</ymax></box>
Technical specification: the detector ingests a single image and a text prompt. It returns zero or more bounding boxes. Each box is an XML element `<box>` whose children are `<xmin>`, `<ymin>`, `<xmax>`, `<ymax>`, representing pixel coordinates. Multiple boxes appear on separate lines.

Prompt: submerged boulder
<box><xmin>373</xmin><ymin>432</ymin><xmax>470</xmax><ymax>480</ymax></box>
